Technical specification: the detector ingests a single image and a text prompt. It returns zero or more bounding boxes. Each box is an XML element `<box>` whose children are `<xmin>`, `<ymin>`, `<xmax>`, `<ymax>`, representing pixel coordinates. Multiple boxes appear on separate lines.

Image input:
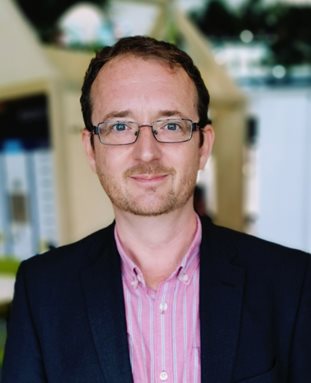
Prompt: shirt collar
<box><xmin>115</xmin><ymin>214</ymin><xmax>202</xmax><ymax>288</ymax></box>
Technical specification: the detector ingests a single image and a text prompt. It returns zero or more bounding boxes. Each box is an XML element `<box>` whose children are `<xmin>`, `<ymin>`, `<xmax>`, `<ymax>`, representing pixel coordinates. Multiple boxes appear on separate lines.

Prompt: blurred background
<box><xmin>0</xmin><ymin>0</ymin><xmax>311</xmax><ymax>372</ymax></box>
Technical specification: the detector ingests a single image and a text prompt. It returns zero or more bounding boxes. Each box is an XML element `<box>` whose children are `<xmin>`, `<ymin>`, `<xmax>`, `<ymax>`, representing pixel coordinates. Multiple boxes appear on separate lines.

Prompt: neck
<box><xmin>114</xmin><ymin>204</ymin><xmax>198</xmax><ymax>289</ymax></box>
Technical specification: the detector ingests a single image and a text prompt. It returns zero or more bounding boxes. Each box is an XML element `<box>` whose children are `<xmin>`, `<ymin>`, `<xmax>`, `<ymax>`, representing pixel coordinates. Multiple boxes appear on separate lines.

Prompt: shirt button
<box><xmin>159</xmin><ymin>302</ymin><xmax>168</xmax><ymax>313</ymax></box>
<box><xmin>179</xmin><ymin>273</ymin><xmax>189</xmax><ymax>283</ymax></box>
<box><xmin>137</xmin><ymin>274</ymin><xmax>143</xmax><ymax>283</ymax></box>
<box><xmin>159</xmin><ymin>371</ymin><xmax>168</xmax><ymax>381</ymax></box>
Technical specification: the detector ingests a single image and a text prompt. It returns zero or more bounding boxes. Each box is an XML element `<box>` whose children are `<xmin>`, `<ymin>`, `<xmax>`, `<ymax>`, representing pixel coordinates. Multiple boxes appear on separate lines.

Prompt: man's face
<box><xmin>82</xmin><ymin>55</ymin><xmax>214</xmax><ymax>217</ymax></box>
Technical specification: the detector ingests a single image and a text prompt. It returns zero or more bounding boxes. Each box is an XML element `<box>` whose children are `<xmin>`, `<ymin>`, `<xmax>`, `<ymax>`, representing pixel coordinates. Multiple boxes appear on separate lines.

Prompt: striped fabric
<box><xmin>115</xmin><ymin>218</ymin><xmax>201</xmax><ymax>382</ymax></box>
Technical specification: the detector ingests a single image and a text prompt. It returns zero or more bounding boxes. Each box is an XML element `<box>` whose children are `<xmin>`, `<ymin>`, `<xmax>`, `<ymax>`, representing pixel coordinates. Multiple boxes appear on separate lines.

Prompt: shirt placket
<box><xmin>152</xmin><ymin>279</ymin><xmax>174</xmax><ymax>382</ymax></box>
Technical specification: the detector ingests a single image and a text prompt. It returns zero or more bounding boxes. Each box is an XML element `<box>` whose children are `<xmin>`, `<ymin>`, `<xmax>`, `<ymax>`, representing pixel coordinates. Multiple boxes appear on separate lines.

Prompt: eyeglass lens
<box><xmin>96</xmin><ymin>119</ymin><xmax>194</xmax><ymax>144</ymax></box>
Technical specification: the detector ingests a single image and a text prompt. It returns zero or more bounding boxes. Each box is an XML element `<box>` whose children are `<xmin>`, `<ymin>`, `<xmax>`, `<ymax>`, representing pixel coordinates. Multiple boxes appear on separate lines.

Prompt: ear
<box><xmin>81</xmin><ymin>129</ymin><xmax>97</xmax><ymax>173</ymax></box>
<box><xmin>199</xmin><ymin>124</ymin><xmax>215</xmax><ymax>170</ymax></box>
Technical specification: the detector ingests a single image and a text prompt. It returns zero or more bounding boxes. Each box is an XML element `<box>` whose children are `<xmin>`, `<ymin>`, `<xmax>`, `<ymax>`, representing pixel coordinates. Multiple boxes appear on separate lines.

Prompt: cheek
<box><xmin>94</xmin><ymin>150</ymin><xmax>126</xmax><ymax>180</ymax></box>
<box><xmin>173</xmin><ymin>149</ymin><xmax>200</xmax><ymax>179</ymax></box>
<box><xmin>94</xmin><ymin>151</ymin><xmax>110</xmax><ymax>176</ymax></box>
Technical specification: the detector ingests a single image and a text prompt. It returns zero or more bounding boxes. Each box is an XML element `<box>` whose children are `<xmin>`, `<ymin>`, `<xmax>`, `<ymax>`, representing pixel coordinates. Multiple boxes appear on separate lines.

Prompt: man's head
<box><xmin>80</xmin><ymin>35</ymin><xmax>211</xmax><ymax>134</ymax></box>
<box><xmin>81</xmin><ymin>36</ymin><xmax>214</xmax><ymax>217</ymax></box>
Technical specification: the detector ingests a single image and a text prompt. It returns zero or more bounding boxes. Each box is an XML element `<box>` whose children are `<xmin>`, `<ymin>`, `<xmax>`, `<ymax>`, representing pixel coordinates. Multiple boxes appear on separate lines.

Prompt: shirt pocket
<box><xmin>235</xmin><ymin>364</ymin><xmax>277</xmax><ymax>383</ymax></box>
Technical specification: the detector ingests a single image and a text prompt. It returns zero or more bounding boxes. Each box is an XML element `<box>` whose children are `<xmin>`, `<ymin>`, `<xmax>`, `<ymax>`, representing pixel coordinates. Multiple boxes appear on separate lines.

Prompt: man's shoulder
<box><xmin>199</xmin><ymin>218</ymin><xmax>310</xmax><ymax>298</ymax></box>
<box><xmin>20</xmin><ymin>222</ymin><xmax>116</xmax><ymax>277</ymax></box>
<box><xmin>201</xmin><ymin>217</ymin><xmax>309</xmax><ymax>269</ymax></box>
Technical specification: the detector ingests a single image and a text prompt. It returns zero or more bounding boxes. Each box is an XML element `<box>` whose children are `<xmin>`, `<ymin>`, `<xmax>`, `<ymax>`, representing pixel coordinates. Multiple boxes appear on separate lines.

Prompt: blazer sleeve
<box><xmin>288</xmin><ymin>254</ymin><xmax>311</xmax><ymax>382</ymax></box>
<box><xmin>2</xmin><ymin>262</ymin><xmax>47</xmax><ymax>382</ymax></box>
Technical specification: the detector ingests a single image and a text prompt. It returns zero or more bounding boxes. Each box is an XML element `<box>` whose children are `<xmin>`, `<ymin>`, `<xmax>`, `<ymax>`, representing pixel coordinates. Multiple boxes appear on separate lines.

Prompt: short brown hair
<box><xmin>80</xmin><ymin>35</ymin><xmax>211</xmax><ymax>132</ymax></box>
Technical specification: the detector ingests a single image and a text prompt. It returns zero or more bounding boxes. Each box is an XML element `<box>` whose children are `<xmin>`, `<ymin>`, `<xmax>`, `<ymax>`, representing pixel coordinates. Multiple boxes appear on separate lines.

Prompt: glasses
<box><xmin>91</xmin><ymin>118</ymin><xmax>200</xmax><ymax>145</ymax></box>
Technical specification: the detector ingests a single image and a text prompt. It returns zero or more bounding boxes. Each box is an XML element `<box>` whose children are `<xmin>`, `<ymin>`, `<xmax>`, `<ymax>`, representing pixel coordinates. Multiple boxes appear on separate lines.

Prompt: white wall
<box><xmin>249</xmin><ymin>87</ymin><xmax>311</xmax><ymax>252</ymax></box>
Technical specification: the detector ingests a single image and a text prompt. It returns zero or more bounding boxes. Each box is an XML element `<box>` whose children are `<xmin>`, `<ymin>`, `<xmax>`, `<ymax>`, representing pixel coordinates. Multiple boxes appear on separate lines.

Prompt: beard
<box><xmin>97</xmin><ymin>162</ymin><xmax>197</xmax><ymax>216</ymax></box>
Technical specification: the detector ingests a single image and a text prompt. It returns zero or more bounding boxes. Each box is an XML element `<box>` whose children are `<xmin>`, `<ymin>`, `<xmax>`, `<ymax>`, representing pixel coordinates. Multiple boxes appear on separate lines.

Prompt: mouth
<box><xmin>125</xmin><ymin>164</ymin><xmax>175</xmax><ymax>185</ymax></box>
<box><xmin>130</xmin><ymin>174</ymin><xmax>168</xmax><ymax>184</ymax></box>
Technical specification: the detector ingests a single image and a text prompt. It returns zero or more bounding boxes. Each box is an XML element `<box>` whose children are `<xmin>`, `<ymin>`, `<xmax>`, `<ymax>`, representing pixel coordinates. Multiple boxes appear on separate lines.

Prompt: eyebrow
<box><xmin>100</xmin><ymin>109</ymin><xmax>185</xmax><ymax>122</ymax></box>
<box><xmin>156</xmin><ymin>110</ymin><xmax>184</xmax><ymax>119</ymax></box>
<box><xmin>102</xmin><ymin>110</ymin><xmax>132</xmax><ymax>120</ymax></box>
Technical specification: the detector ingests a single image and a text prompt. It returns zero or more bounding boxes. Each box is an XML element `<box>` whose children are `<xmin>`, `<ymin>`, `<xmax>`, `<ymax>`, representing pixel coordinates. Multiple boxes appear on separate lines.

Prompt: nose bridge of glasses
<box><xmin>135</xmin><ymin>123</ymin><xmax>157</xmax><ymax>138</ymax></box>
<box><xmin>133</xmin><ymin>123</ymin><xmax>162</xmax><ymax>159</ymax></box>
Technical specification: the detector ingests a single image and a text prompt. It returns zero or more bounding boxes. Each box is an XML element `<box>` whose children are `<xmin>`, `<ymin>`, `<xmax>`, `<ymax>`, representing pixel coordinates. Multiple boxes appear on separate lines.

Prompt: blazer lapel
<box><xmin>81</xmin><ymin>227</ymin><xmax>133</xmax><ymax>383</ymax></box>
<box><xmin>80</xmin><ymin>218</ymin><xmax>244</xmax><ymax>382</ymax></box>
<box><xmin>200</xmin><ymin>219</ymin><xmax>245</xmax><ymax>383</ymax></box>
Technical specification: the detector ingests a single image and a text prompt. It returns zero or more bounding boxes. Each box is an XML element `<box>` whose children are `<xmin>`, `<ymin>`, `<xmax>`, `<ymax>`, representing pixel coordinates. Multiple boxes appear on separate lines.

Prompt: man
<box><xmin>2</xmin><ymin>36</ymin><xmax>311</xmax><ymax>382</ymax></box>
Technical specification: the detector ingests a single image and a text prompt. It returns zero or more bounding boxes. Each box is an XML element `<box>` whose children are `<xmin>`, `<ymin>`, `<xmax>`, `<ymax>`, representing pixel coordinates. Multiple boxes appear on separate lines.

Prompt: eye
<box><xmin>161</xmin><ymin>121</ymin><xmax>184</xmax><ymax>132</ymax></box>
<box><xmin>166</xmin><ymin>122</ymin><xmax>179</xmax><ymax>131</ymax></box>
<box><xmin>112</xmin><ymin>122</ymin><xmax>128</xmax><ymax>132</ymax></box>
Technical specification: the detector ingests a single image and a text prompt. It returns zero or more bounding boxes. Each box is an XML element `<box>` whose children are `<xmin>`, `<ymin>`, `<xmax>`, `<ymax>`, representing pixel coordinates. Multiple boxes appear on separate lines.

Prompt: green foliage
<box><xmin>193</xmin><ymin>0</ymin><xmax>240</xmax><ymax>38</ymax></box>
<box><xmin>0</xmin><ymin>258</ymin><xmax>20</xmax><ymax>275</ymax></box>
<box><xmin>0</xmin><ymin>258</ymin><xmax>18</xmax><ymax>366</ymax></box>
<box><xmin>0</xmin><ymin>318</ymin><xmax>7</xmax><ymax>366</ymax></box>
<box><xmin>266</xmin><ymin>5</ymin><xmax>311</xmax><ymax>66</ymax></box>
<box><xmin>191</xmin><ymin>0</ymin><xmax>311</xmax><ymax>67</ymax></box>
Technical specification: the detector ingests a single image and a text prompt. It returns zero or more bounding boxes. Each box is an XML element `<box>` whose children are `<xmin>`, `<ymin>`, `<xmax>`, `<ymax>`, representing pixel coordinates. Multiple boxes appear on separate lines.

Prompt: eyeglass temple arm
<box><xmin>193</xmin><ymin>117</ymin><xmax>212</xmax><ymax>131</ymax></box>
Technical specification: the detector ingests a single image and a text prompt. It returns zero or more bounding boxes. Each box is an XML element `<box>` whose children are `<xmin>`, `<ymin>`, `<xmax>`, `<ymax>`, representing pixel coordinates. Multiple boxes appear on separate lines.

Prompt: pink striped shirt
<box><xmin>115</xmin><ymin>217</ymin><xmax>201</xmax><ymax>383</ymax></box>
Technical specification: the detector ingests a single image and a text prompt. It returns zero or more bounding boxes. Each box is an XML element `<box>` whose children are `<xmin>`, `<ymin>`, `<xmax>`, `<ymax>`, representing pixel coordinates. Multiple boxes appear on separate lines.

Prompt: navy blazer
<box><xmin>2</xmin><ymin>217</ymin><xmax>311</xmax><ymax>382</ymax></box>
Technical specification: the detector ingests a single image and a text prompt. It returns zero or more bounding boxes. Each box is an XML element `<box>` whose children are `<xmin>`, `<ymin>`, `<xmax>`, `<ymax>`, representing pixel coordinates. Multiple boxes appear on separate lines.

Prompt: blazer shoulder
<box><xmin>201</xmin><ymin>217</ymin><xmax>309</xmax><ymax>270</ymax></box>
<box><xmin>20</xmin><ymin>222</ymin><xmax>116</xmax><ymax>276</ymax></box>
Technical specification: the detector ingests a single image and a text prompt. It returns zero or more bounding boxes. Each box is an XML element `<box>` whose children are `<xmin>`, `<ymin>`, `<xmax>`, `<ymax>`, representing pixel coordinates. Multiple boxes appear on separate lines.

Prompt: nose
<box><xmin>132</xmin><ymin>125</ymin><xmax>161</xmax><ymax>162</ymax></box>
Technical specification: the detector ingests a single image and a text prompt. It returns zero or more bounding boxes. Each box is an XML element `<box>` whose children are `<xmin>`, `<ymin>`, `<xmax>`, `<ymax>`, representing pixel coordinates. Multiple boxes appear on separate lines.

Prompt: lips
<box><xmin>130</xmin><ymin>174</ymin><xmax>168</xmax><ymax>182</ymax></box>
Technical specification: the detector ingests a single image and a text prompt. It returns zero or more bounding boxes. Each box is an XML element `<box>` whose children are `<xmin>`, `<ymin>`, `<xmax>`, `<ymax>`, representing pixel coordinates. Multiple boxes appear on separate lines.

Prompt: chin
<box><xmin>129</xmin><ymin>208</ymin><xmax>174</xmax><ymax>217</ymax></box>
<box><xmin>124</xmin><ymin>196</ymin><xmax>189</xmax><ymax>217</ymax></box>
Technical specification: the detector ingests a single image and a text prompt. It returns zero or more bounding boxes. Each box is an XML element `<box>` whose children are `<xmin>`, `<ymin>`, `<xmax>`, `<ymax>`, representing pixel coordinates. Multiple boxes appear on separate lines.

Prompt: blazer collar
<box><xmin>199</xmin><ymin>217</ymin><xmax>245</xmax><ymax>383</ymax></box>
<box><xmin>81</xmin><ymin>223</ymin><xmax>133</xmax><ymax>383</ymax></box>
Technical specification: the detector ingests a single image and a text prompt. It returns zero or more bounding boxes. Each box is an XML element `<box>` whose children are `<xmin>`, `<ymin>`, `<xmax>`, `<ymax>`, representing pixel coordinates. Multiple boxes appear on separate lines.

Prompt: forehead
<box><xmin>97</xmin><ymin>54</ymin><xmax>187</xmax><ymax>82</ymax></box>
<box><xmin>90</xmin><ymin>55</ymin><xmax>198</xmax><ymax>117</ymax></box>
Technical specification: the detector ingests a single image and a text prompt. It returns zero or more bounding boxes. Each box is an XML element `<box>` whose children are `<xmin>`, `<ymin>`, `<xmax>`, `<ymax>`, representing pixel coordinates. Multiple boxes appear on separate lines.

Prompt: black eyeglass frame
<box><xmin>90</xmin><ymin>118</ymin><xmax>210</xmax><ymax>145</ymax></box>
